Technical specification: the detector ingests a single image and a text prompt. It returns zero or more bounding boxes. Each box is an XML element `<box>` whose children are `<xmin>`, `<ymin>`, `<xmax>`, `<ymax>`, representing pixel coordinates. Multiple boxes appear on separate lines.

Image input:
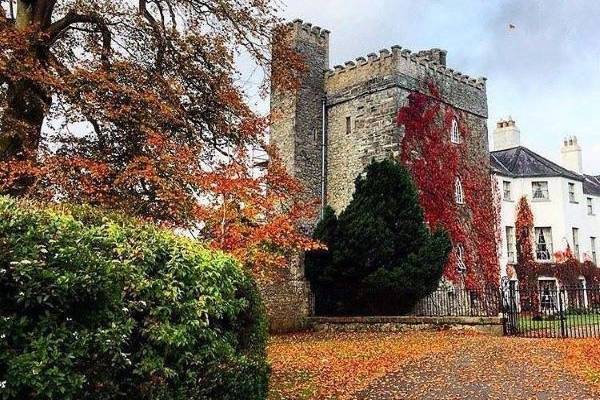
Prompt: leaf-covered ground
<box><xmin>268</xmin><ymin>331</ymin><xmax>600</xmax><ymax>399</ymax></box>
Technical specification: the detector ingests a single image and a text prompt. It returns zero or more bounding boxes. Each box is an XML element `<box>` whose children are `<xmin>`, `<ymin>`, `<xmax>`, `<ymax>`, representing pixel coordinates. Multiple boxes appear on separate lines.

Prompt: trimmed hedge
<box><xmin>0</xmin><ymin>197</ymin><xmax>268</xmax><ymax>400</ymax></box>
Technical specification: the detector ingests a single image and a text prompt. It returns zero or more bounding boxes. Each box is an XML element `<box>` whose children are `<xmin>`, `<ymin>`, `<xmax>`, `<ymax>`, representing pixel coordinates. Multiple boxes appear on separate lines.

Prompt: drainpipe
<box><xmin>320</xmin><ymin>98</ymin><xmax>327</xmax><ymax>219</ymax></box>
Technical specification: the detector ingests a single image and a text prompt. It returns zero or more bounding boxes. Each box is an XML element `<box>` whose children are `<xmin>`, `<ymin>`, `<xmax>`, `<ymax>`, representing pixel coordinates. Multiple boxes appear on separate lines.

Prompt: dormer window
<box><xmin>456</xmin><ymin>244</ymin><xmax>467</xmax><ymax>273</ymax></box>
<box><xmin>455</xmin><ymin>178</ymin><xmax>465</xmax><ymax>204</ymax></box>
<box><xmin>450</xmin><ymin>118</ymin><xmax>460</xmax><ymax>144</ymax></box>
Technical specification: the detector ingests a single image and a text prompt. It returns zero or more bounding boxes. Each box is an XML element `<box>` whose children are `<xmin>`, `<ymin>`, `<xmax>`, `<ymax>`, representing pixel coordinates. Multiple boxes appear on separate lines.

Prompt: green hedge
<box><xmin>0</xmin><ymin>197</ymin><xmax>268</xmax><ymax>400</ymax></box>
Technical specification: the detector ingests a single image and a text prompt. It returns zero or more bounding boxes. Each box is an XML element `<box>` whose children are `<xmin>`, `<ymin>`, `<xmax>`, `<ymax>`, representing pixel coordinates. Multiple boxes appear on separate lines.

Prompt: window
<box><xmin>450</xmin><ymin>118</ymin><xmax>460</xmax><ymax>144</ymax></box>
<box><xmin>506</xmin><ymin>226</ymin><xmax>516</xmax><ymax>263</ymax></box>
<box><xmin>588</xmin><ymin>198</ymin><xmax>594</xmax><ymax>215</ymax></box>
<box><xmin>592</xmin><ymin>237</ymin><xmax>597</xmax><ymax>265</ymax></box>
<box><xmin>534</xmin><ymin>227</ymin><xmax>553</xmax><ymax>261</ymax></box>
<box><xmin>503</xmin><ymin>181</ymin><xmax>512</xmax><ymax>201</ymax></box>
<box><xmin>573</xmin><ymin>228</ymin><xmax>580</xmax><ymax>261</ymax></box>
<box><xmin>345</xmin><ymin>116</ymin><xmax>351</xmax><ymax>134</ymax></box>
<box><xmin>532</xmin><ymin>181</ymin><xmax>549</xmax><ymax>201</ymax></box>
<box><xmin>455</xmin><ymin>178</ymin><xmax>465</xmax><ymax>204</ymax></box>
<box><xmin>538</xmin><ymin>278</ymin><xmax>558</xmax><ymax>313</ymax></box>
<box><xmin>456</xmin><ymin>244</ymin><xmax>467</xmax><ymax>273</ymax></box>
<box><xmin>568</xmin><ymin>182</ymin><xmax>577</xmax><ymax>203</ymax></box>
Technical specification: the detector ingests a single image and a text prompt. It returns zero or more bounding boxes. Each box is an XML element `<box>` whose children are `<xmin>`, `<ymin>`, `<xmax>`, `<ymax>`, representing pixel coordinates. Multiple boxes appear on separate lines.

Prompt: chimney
<box><xmin>561</xmin><ymin>136</ymin><xmax>583</xmax><ymax>174</ymax></box>
<box><xmin>493</xmin><ymin>117</ymin><xmax>520</xmax><ymax>151</ymax></box>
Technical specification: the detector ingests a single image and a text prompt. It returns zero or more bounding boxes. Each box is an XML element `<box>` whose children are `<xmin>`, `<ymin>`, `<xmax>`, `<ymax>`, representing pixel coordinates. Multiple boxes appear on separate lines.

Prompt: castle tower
<box><xmin>262</xmin><ymin>20</ymin><xmax>329</xmax><ymax>332</ymax></box>
<box><xmin>270</xmin><ymin>19</ymin><xmax>329</xmax><ymax>206</ymax></box>
<box><xmin>493</xmin><ymin>117</ymin><xmax>521</xmax><ymax>151</ymax></box>
<box><xmin>561</xmin><ymin>135</ymin><xmax>583</xmax><ymax>174</ymax></box>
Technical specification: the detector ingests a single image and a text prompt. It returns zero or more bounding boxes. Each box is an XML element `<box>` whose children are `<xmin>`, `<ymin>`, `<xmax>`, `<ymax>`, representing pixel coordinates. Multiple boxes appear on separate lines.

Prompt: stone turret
<box><xmin>266</xmin><ymin>19</ymin><xmax>329</xmax><ymax>332</ymax></box>
<box><xmin>270</xmin><ymin>19</ymin><xmax>329</xmax><ymax>205</ymax></box>
<box><xmin>493</xmin><ymin>117</ymin><xmax>521</xmax><ymax>151</ymax></box>
<box><xmin>561</xmin><ymin>135</ymin><xmax>583</xmax><ymax>174</ymax></box>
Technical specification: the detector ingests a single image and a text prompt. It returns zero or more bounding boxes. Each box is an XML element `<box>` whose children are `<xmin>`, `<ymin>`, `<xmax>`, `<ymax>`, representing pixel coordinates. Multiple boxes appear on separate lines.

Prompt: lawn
<box><xmin>517</xmin><ymin>313</ymin><xmax>600</xmax><ymax>333</ymax></box>
<box><xmin>268</xmin><ymin>331</ymin><xmax>600</xmax><ymax>399</ymax></box>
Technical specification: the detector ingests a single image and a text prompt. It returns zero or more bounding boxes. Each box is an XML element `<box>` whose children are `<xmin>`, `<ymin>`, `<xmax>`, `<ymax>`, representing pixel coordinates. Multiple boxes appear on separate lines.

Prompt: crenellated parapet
<box><xmin>287</xmin><ymin>18</ymin><xmax>330</xmax><ymax>45</ymax></box>
<box><xmin>325</xmin><ymin>44</ymin><xmax>486</xmax><ymax>92</ymax></box>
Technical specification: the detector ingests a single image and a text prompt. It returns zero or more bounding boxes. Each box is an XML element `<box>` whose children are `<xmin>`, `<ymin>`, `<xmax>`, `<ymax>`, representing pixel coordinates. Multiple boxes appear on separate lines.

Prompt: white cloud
<box><xmin>271</xmin><ymin>0</ymin><xmax>600</xmax><ymax>173</ymax></box>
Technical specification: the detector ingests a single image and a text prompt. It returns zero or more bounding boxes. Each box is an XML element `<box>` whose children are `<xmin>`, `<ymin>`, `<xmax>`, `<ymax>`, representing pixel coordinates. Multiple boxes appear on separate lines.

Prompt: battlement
<box><xmin>325</xmin><ymin>45</ymin><xmax>486</xmax><ymax>91</ymax></box>
<box><xmin>288</xmin><ymin>18</ymin><xmax>330</xmax><ymax>43</ymax></box>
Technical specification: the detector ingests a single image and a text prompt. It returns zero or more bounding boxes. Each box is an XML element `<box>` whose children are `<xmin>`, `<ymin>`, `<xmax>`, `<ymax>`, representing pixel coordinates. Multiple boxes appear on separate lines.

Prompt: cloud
<box><xmin>272</xmin><ymin>0</ymin><xmax>600</xmax><ymax>172</ymax></box>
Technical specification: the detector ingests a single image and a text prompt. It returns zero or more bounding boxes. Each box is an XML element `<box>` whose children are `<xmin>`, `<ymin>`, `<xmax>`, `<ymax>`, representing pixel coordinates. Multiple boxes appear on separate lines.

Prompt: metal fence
<box><xmin>503</xmin><ymin>284</ymin><xmax>600</xmax><ymax>338</ymax></box>
<box><xmin>410</xmin><ymin>286</ymin><xmax>502</xmax><ymax>317</ymax></box>
<box><xmin>311</xmin><ymin>283</ymin><xmax>600</xmax><ymax>338</ymax></box>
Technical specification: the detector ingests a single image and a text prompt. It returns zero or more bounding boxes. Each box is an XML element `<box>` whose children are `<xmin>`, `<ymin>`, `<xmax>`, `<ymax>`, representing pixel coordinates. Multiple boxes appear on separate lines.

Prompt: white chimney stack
<box><xmin>561</xmin><ymin>136</ymin><xmax>583</xmax><ymax>174</ymax></box>
<box><xmin>493</xmin><ymin>117</ymin><xmax>521</xmax><ymax>151</ymax></box>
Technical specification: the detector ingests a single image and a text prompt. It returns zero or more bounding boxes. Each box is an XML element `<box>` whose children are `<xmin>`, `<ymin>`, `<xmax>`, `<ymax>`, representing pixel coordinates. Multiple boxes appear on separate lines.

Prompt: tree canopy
<box><xmin>306</xmin><ymin>159</ymin><xmax>451</xmax><ymax>315</ymax></box>
<box><xmin>0</xmin><ymin>0</ymin><xmax>315</xmax><ymax>277</ymax></box>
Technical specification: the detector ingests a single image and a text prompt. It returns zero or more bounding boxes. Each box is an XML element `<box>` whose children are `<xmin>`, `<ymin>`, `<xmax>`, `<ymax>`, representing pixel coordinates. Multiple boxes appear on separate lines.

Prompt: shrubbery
<box><xmin>306</xmin><ymin>159</ymin><xmax>451</xmax><ymax>315</ymax></box>
<box><xmin>0</xmin><ymin>196</ymin><xmax>268</xmax><ymax>400</ymax></box>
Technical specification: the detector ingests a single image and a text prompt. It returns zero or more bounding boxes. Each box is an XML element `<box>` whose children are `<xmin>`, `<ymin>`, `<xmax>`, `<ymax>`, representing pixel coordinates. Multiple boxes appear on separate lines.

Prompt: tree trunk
<box><xmin>0</xmin><ymin>0</ymin><xmax>53</xmax><ymax>195</ymax></box>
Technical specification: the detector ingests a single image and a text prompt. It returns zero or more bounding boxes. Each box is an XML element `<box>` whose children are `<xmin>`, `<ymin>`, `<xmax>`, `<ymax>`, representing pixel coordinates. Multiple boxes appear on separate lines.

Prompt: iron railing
<box><xmin>503</xmin><ymin>284</ymin><xmax>600</xmax><ymax>338</ymax></box>
<box><xmin>410</xmin><ymin>286</ymin><xmax>502</xmax><ymax>317</ymax></box>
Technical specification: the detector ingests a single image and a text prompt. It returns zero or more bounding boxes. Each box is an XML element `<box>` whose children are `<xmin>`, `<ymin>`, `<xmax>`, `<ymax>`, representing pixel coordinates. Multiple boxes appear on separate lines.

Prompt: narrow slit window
<box><xmin>346</xmin><ymin>116</ymin><xmax>351</xmax><ymax>134</ymax></box>
<box><xmin>456</xmin><ymin>244</ymin><xmax>467</xmax><ymax>273</ymax></box>
<box><xmin>451</xmin><ymin>118</ymin><xmax>460</xmax><ymax>144</ymax></box>
<box><xmin>455</xmin><ymin>178</ymin><xmax>465</xmax><ymax>204</ymax></box>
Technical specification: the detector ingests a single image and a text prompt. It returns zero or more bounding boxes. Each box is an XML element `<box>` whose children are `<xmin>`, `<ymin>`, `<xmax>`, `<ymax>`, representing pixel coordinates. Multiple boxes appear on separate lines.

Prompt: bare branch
<box><xmin>139</xmin><ymin>0</ymin><xmax>165</xmax><ymax>72</ymax></box>
<box><xmin>45</xmin><ymin>10</ymin><xmax>112</xmax><ymax>67</ymax></box>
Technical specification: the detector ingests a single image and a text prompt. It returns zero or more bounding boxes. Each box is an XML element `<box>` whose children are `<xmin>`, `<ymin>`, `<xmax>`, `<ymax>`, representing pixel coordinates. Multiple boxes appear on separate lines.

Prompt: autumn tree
<box><xmin>0</xmin><ymin>0</ymin><xmax>315</xmax><ymax>276</ymax></box>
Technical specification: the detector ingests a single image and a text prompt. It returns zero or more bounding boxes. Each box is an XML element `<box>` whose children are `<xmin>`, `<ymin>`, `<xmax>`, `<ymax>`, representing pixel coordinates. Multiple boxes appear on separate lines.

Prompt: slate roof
<box><xmin>490</xmin><ymin>146</ymin><xmax>583</xmax><ymax>181</ymax></box>
<box><xmin>491</xmin><ymin>146</ymin><xmax>600</xmax><ymax>196</ymax></box>
<box><xmin>584</xmin><ymin>175</ymin><xmax>600</xmax><ymax>196</ymax></box>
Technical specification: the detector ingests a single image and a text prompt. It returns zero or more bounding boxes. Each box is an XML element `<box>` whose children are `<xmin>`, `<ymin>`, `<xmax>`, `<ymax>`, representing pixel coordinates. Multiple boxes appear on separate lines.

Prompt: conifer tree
<box><xmin>307</xmin><ymin>159</ymin><xmax>451</xmax><ymax>315</ymax></box>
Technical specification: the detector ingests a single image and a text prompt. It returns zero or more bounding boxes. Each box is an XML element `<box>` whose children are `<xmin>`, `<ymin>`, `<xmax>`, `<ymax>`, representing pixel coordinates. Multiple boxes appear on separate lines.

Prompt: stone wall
<box><xmin>324</xmin><ymin>45</ymin><xmax>488</xmax><ymax>212</ymax></box>
<box><xmin>309</xmin><ymin>316</ymin><xmax>504</xmax><ymax>336</ymax></box>
<box><xmin>270</xmin><ymin>19</ymin><xmax>329</xmax><ymax>203</ymax></box>
<box><xmin>259</xmin><ymin>255</ymin><xmax>313</xmax><ymax>333</ymax></box>
<box><xmin>326</xmin><ymin>85</ymin><xmax>403</xmax><ymax>212</ymax></box>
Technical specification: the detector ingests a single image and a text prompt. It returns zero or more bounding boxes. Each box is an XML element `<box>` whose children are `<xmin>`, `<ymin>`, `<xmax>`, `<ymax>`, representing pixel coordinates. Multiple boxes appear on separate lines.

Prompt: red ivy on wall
<box><xmin>396</xmin><ymin>83</ymin><xmax>500</xmax><ymax>289</ymax></box>
<box><xmin>514</xmin><ymin>196</ymin><xmax>600</xmax><ymax>289</ymax></box>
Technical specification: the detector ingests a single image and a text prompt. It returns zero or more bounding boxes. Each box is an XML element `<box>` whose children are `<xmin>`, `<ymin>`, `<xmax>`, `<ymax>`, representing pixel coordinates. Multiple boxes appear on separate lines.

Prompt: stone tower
<box><xmin>270</xmin><ymin>19</ymin><xmax>329</xmax><ymax>205</ymax></box>
<box><xmin>262</xmin><ymin>20</ymin><xmax>329</xmax><ymax>332</ymax></box>
<box><xmin>267</xmin><ymin>18</ymin><xmax>495</xmax><ymax>329</ymax></box>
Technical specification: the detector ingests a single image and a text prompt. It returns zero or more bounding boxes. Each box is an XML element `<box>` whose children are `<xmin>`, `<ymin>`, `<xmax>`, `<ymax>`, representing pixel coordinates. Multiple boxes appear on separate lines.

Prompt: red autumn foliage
<box><xmin>0</xmin><ymin>1</ymin><xmax>317</xmax><ymax>280</ymax></box>
<box><xmin>514</xmin><ymin>196</ymin><xmax>600</xmax><ymax>290</ymax></box>
<box><xmin>396</xmin><ymin>83</ymin><xmax>500</xmax><ymax>288</ymax></box>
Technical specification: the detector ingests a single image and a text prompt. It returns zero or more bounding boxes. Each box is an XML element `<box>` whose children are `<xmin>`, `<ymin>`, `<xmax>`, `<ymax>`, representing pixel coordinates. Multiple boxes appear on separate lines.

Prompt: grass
<box><xmin>517</xmin><ymin>313</ymin><xmax>600</xmax><ymax>333</ymax></box>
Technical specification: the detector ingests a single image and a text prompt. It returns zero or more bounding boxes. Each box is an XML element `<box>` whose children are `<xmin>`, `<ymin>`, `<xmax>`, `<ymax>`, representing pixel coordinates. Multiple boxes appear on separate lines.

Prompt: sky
<box><xmin>250</xmin><ymin>0</ymin><xmax>600</xmax><ymax>174</ymax></box>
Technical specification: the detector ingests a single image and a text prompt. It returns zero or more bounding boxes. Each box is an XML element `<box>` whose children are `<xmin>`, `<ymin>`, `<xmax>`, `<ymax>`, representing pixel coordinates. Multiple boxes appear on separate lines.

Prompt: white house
<box><xmin>491</xmin><ymin>118</ymin><xmax>600</xmax><ymax>284</ymax></box>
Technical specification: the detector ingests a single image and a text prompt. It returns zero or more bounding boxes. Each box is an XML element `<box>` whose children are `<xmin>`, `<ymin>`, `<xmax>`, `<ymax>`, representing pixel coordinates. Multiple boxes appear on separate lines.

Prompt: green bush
<box><xmin>306</xmin><ymin>159</ymin><xmax>451</xmax><ymax>315</ymax></box>
<box><xmin>0</xmin><ymin>196</ymin><xmax>268</xmax><ymax>400</ymax></box>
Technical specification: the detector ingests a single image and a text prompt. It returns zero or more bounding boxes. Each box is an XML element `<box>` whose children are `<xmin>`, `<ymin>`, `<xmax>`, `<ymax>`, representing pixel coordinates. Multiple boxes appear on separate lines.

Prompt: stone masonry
<box><xmin>267</xmin><ymin>19</ymin><xmax>491</xmax><ymax>331</ymax></box>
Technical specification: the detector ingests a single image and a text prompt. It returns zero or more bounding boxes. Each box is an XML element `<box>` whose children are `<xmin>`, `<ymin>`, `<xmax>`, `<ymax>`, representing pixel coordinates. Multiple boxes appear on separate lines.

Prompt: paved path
<box><xmin>354</xmin><ymin>338</ymin><xmax>598</xmax><ymax>400</ymax></box>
